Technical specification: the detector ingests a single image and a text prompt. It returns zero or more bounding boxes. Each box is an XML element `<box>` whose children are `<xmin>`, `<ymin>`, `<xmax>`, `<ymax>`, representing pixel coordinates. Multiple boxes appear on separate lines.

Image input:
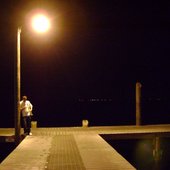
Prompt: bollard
<box><xmin>31</xmin><ymin>121</ymin><xmax>37</xmax><ymax>128</ymax></box>
<box><xmin>136</xmin><ymin>82</ymin><xmax>142</xmax><ymax>125</ymax></box>
<box><xmin>82</xmin><ymin>120</ymin><xmax>89</xmax><ymax>127</ymax></box>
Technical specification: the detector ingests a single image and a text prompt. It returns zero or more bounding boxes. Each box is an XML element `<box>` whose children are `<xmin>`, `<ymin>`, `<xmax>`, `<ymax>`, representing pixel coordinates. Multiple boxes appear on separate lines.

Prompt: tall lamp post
<box><xmin>15</xmin><ymin>27</ymin><xmax>21</xmax><ymax>145</ymax></box>
<box><xmin>15</xmin><ymin>13</ymin><xmax>51</xmax><ymax>145</ymax></box>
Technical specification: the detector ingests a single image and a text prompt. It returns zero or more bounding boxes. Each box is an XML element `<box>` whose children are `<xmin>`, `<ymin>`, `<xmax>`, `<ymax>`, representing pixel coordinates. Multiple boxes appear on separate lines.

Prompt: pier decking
<box><xmin>0</xmin><ymin>124</ymin><xmax>170</xmax><ymax>170</ymax></box>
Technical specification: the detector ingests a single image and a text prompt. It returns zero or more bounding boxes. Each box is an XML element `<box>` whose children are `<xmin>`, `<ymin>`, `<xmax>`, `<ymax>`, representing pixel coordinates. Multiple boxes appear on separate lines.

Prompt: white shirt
<box><xmin>20</xmin><ymin>100</ymin><xmax>33</xmax><ymax>117</ymax></box>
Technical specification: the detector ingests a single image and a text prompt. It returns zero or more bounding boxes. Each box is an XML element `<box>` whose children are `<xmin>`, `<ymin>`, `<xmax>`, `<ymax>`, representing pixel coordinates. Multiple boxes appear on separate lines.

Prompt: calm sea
<box><xmin>105</xmin><ymin>138</ymin><xmax>170</xmax><ymax>170</ymax></box>
<box><xmin>0</xmin><ymin>143</ymin><xmax>16</xmax><ymax>163</ymax></box>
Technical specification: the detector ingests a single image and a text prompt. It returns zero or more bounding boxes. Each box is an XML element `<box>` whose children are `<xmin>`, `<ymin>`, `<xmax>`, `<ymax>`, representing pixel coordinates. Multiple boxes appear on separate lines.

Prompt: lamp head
<box><xmin>31</xmin><ymin>13</ymin><xmax>51</xmax><ymax>33</ymax></box>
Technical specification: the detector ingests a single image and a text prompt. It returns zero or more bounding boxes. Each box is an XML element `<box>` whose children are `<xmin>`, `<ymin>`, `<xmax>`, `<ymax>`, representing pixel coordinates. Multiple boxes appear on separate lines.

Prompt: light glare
<box><xmin>32</xmin><ymin>14</ymin><xmax>50</xmax><ymax>33</ymax></box>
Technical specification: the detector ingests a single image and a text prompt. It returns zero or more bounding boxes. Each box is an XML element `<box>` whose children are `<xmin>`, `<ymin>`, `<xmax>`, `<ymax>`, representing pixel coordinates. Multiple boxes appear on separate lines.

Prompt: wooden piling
<box><xmin>136</xmin><ymin>82</ymin><xmax>142</xmax><ymax>125</ymax></box>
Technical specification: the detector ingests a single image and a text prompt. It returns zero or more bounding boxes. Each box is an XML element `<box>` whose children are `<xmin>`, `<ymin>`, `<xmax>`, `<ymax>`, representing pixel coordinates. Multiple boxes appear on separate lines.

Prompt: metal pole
<box><xmin>136</xmin><ymin>82</ymin><xmax>142</xmax><ymax>125</ymax></box>
<box><xmin>15</xmin><ymin>27</ymin><xmax>21</xmax><ymax>145</ymax></box>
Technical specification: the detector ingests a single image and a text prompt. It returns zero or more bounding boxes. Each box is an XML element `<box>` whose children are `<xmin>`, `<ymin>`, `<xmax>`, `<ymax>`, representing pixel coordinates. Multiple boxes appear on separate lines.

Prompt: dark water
<box><xmin>35</xmin><ymin>99</ymin><xmax>170</xmax><ymax>127</ymax></box>
<box><xmin>104</xmin><ymin>138</ymin><xmax>170</xmax><ymax>170</ymax></box>
<box><xmin>1</xmin><ymin>99</ymin><xmax>170</xmax><ymax>127</ymax></box>
<box><xmin>0</xmin><ymin>143</ymin><xmax>16</xmax><ymax>163</ymax></box>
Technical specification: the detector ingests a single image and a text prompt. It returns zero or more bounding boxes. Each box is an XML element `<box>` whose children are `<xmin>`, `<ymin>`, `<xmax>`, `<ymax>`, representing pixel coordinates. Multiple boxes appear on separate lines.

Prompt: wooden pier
<box><xmin>0</xmin><ymin>124</ymin><xmax>170</xmax><ymax>170</ymax></box>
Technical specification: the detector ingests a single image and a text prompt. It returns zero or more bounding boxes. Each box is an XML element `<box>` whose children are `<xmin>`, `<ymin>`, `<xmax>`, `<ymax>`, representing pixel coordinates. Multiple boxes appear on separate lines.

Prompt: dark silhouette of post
<box><xmin>136</xmin><ymin>82</ymin><xmax>142</xmax><ymax>125</ymax></box>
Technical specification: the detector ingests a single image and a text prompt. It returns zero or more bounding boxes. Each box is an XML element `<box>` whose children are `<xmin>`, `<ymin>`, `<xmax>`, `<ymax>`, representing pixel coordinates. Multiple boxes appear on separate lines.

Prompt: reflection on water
<box><xmin>105</xmin><ymin>138</ymin><xmax>170</xmax><ymax>170</ymax></box>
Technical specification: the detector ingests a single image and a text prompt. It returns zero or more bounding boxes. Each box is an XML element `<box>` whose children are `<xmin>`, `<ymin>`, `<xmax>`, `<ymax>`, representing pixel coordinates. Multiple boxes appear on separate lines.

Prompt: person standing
<box><xmin>20</xmin><ymin>96</ymin><xmax>33</xmax><ymax>135</ymax></box>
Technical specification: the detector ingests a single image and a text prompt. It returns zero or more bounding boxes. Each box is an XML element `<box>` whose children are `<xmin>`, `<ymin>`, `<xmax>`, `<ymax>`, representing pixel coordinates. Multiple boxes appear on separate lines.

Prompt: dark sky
<box><xmin>0</xmin><ymin>0</ymin><xmax>170</xmax><ymax>127</ymax></box>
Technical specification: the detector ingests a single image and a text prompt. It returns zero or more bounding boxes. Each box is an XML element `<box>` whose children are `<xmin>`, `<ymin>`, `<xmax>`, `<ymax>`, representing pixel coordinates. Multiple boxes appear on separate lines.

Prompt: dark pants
<box><xmin>22</xmin><ymin>116</ymin><xmax>31</xmax><ymax>134</ymax></box>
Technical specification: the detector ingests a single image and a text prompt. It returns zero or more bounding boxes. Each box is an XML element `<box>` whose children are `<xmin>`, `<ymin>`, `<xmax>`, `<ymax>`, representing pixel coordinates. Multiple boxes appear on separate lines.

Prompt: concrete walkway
<box><xmin>0</xmin><ymin>127</ymin><xmax>136</xmax><ymax>170</ymax></box>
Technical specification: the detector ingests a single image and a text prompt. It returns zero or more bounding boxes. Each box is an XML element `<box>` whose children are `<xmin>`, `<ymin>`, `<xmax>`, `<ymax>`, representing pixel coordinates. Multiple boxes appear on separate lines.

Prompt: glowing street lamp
<box><xmin>15</xmin><ymin>13</ymin><xmax>50</xmax><ymax>144</ymax></box>
<box><xmin>31</xmin><ymin>14</ymin><xmax>51</xmax><ymax>33</ymax></box>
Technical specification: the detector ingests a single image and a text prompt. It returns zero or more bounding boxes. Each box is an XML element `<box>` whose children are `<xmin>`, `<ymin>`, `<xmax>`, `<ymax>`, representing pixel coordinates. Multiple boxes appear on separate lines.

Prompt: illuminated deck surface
<box><xmin>0</xmin><ymin>125</ymin><xmax>170</xmax><ymax>170</ymax></box>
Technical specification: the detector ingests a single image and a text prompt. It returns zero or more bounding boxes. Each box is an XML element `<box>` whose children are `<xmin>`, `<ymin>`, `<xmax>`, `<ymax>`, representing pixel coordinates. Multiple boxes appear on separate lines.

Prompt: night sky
<box><xmin>0</xmin><ymin>0</ymin><xmax>170</xmax><ymax>127</ymax></box>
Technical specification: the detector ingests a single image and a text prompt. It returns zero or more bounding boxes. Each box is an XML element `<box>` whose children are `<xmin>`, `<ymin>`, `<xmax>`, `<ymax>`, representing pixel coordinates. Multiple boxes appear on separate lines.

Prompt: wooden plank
<box><xmin>0</xmin><ymin>136</ymin><xmax>52</xmax><ymax>170</ymax></box>
<box><xmin>75</xmin><ymin>134</ymin><xmax>136</xmax><ymax>170</ymax></box>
